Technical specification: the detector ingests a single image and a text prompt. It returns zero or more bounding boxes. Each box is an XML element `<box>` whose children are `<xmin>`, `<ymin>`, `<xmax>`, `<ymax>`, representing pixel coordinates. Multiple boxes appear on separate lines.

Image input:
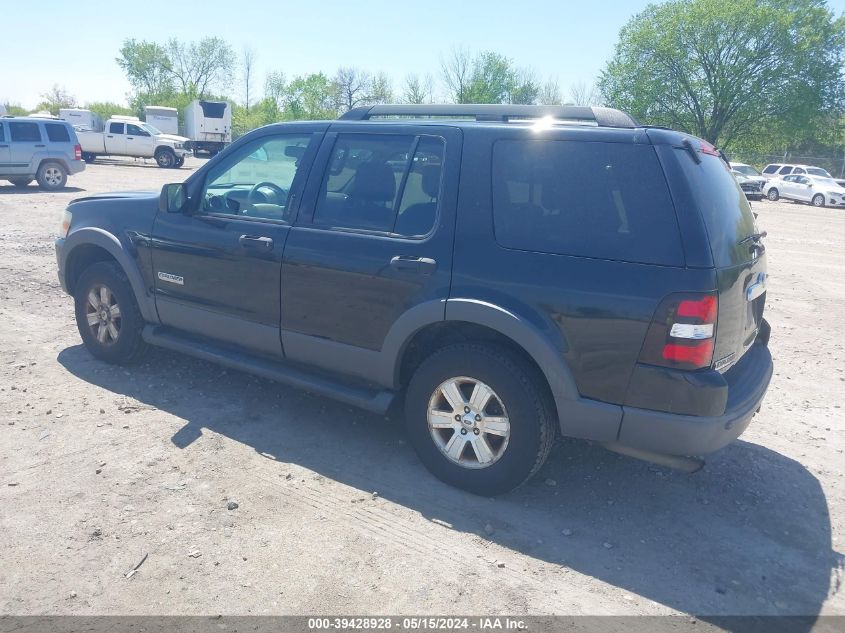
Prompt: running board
<box><xmin>601</xmin><ymin>442</ymin><xmax>705</xmax><ymax>473</ymax></box>
<box><xmin>142</xmin><ymin>326</ymin><xmax>394</xmax><ymax>415</ymax></box>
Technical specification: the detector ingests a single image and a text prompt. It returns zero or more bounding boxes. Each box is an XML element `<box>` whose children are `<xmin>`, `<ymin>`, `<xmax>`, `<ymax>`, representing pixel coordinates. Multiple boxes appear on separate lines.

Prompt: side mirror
<box><xmin>160</xmin><ymin>183</ymin><xmax>187</xmax><ymax>213</ymax></box>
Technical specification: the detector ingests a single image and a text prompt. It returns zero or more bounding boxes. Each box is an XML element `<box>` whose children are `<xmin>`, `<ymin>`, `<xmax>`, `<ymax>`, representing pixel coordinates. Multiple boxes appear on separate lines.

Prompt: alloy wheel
<box><xmin>427</xmin><ymin>376</ymin><xmax>511</xmax><ymax>469</ymax></box>
<box><xmin>85</xmin><ymin>284</ymin><xmax>122</xmax><ymax>345</ymax></box>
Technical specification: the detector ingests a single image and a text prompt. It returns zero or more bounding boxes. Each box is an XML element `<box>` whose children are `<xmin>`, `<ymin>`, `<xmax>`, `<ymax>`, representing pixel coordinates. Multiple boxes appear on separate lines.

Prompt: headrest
<box><xmin>420</xmin><ymin>164</ymin><xmax>441</xmax><ymax>198</ymax></box>
<box><xmin>350</xmin><ymin>162</ymin><xmax>396</xmax><ymax>202</ymax></box>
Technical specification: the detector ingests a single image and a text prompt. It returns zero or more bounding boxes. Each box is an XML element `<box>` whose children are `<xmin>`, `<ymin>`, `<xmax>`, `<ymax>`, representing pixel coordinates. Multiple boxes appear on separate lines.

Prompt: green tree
<box><xmin>2</xmin><ymin>103</ymin><xmax>30</xmax><ymax>116</ymax></box>
<box><xmin>599</xmin><ymin>0</ymin><xmax>845</xmax><ymax>148</ymax></box>
<box><xmin>467</xmin><ymin>52</ymin><xmax>513</xmax><ymax>103</ymax></box>
<box><xmin>36</xmin><ymin>85</ymin><xmax>77</xmax><ymax>115</ymax></box>
<box><xmin>284</xmin><ymin>73</ymin><xmax>338</xmax><ymax>120</ymax></box>
<box><xmin>116</xmin><ymin>39</ymin><xmax>173</xmax><ymax>96</ymax></box>
<box><xmin>166</xmin><ymin>37</ymin><xmax>235</xmax><ymax>98</ymax></box>
<box><xmin>403</xmin><ymin>73</ymin><xmax>433</xmax><ymax>104</ymax></box>
<box><xmin>85</xmin><ymin>101</ymin><xmax>134</xmax><ymax>122</ymax></box>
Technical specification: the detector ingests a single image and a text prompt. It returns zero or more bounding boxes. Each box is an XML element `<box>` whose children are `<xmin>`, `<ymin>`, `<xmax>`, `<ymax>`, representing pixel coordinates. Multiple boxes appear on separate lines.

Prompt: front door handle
<box><xmin>239</xmin><ymin>235</ymin><xmax>274</xmax><ymax>250</ymax></box>
<box><xmin>389</xmin><ymin>255</ymin><xmax>437</xmax><ymax>275</ymax></box>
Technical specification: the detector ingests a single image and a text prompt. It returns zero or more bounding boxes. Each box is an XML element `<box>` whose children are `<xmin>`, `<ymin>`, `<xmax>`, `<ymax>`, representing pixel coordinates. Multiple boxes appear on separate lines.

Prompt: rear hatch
<box><xmin>677</xmin><ymin>142</ymin><xmax>767</xmax><ymax>372</ymax></box>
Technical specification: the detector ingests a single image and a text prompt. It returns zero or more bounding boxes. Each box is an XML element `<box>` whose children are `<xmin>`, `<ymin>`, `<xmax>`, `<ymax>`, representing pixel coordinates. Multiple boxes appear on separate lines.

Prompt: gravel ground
<box><xmin>0</xmin><ymin>158</ymin><xmax>843</xmax><ymax>621</ymax></box>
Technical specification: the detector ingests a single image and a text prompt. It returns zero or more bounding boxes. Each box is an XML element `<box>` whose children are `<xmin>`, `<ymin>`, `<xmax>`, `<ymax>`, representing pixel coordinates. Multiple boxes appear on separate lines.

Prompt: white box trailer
<box><xmin>59</xmin><ymin>108</ymin><xmax>103</xmax><ymax>131</ymax></box>
<box><xmin>184</xmin><ymin>99</ymin><xmax>231</xmax><ymax>154</ymax></box>
<box><xmin>144</xmin><ymin>106</ymin><xmax>178</xmax><ymax>135</ymax></box>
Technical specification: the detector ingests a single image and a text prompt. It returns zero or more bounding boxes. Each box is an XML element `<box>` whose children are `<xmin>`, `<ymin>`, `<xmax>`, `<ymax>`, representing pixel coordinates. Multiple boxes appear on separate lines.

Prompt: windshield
<box><xmin>141</xmin><ymin>123</ymin><xmax>161</xmax><ymax>135</ymax></box>
<box><xmin>807</xmin><ymin>167</ymin><xmax>832</xmax><ymax>177</ymax></box>
<box><xmin>732</xmin><ymin>164</ymin><xmax>761</xmax><ymax>176</ymax></box>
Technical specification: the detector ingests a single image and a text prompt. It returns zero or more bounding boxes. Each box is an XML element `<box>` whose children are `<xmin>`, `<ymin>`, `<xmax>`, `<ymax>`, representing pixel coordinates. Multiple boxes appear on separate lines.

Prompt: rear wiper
<box><xmin>738</xmin><ymin>231</ymin><xmax>767</xmax><ymax>245</ymax></box>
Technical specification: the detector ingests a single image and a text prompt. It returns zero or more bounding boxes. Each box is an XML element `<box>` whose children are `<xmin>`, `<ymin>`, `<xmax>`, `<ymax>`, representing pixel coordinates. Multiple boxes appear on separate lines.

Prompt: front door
<box><xmin>8</xmin><ymin>121</ymin><xmax>43</xmax><ymax>175</ymax></box>
<box><xmin>151</xmin><ymin>129</ymin><xmax>321</xmax><ymax>356</ymax></box>
<box><xmin>126</xmin><ymin>123</ymin><xmax>156</xmax><ymax>157</ymax></box>
<box><xmin>280</xmin><ymin>125</ymin><xmax>461</xmax><ymax>379</ymax></box>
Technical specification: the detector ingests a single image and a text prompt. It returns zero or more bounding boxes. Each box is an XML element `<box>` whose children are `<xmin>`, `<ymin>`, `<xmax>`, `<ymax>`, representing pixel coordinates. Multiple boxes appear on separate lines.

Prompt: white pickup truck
<box><xmin>76</xmin><ymin>117</ymin><xmax>190</xmax><ymax>168</ymax></box>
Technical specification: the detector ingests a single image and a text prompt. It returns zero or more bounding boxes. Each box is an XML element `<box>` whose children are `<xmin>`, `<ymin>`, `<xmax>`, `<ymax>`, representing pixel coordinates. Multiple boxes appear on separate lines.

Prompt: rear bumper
<box><xmin>615</xmin><ymin>337</ymin><xmax>773</xmax><ymax>456</ymax></box>
<box><xmin>69</xmin><ymin>160</ymin><xmax>86</xmax><ymax>175</ymax></box>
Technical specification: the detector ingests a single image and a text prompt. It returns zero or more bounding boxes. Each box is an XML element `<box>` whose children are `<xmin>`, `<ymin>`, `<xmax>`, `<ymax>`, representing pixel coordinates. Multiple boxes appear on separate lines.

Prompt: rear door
<box><xmin>673</xmin><ymin>145</ymin><xmax>767</xmax><ymax>372</ymax></box>
<box><xmin>105</xmin><ymin>122</ymin><xmax>126</xmax><ymax>155</ymax></box>
<box><xmin>279</xmin><ymin>125</ymin><xmax>460</xmax><ymax>376</ymax></box>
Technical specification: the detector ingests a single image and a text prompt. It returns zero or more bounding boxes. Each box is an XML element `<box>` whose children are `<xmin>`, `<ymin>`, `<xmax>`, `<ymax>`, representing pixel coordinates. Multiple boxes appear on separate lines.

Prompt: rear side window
<box><xmin>45</xmin><ymin>123</ymin><xmax>70</xmax><ymax>142</ymax></box>
<box><xmin>9</xmin><ymin>122</ymin><xmax>42</xmax><ymax>142</ymax></box>
<box><xmin>676</xmin><ymin>152</ymin><xmax>757</xmax><ymax>267</ymax></box>
<box><xmin>314</xmin><ymin>134</ymin><xmax>445</xmax><ymax>236</ymax></box>
<box><xmin>109</xmin><ymin>122</ymin><xmax>124</xmax><ymax>134</ymax></box>
<box><xmin>491</xmin><ymin>140</ymin><xmax>683</xmax><ymax>266</ymax></box>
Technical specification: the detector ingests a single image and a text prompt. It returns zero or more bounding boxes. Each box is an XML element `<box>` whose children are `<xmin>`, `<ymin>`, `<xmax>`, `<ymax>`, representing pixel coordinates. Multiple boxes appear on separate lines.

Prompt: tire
<box><xmin>812</xmin><ymin>194</ymin><xmax>825</xmax><ymax>207</ymax></box>
<box><xmin>36</xmin><ymin>161</ymin><xmax>67</xmax><ymax>190</ymax></box>
<box><xmin>82</xmin><ymin>153</ymin><xmax>96</xmax><ymax>164</ymax></box>
<box><xmin>767</xmin><ymin>188</ymin><xmax>779</xmax><ymax>201</ymax></box>
<box><xmin>174</xmin><ymin>156</ymin><xmax>185</xmax><ymax>168</ymax></box>
<box><xmin>155</xmin><ymin>148</ymin><xmax>176</xmax><ymax>169</ymax></box>
<box><xmin>74</xmin><ymin>261</ymin><xmax>147</xmax><ymax>364</ymax></box>
<box><xmin>9</xmin><ymin>178</ymin><xmax>33</xmax><ymax>188</ymax></box>
<box><xmin>404</xmin><ymin>343</ymin><xmax>556</xmax><ymax>496</ymax></box>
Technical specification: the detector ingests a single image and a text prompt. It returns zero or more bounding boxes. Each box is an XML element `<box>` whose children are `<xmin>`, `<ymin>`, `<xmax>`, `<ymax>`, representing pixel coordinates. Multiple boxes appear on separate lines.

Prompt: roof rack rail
<box><xmin>338</xmin><ymin>104</ymin><xmax>640</xmax><ymax>128</ymax></box>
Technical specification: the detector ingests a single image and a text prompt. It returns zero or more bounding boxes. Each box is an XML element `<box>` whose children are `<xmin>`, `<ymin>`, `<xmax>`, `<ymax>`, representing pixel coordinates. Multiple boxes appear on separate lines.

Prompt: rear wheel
<box><xmin>74</xmin><ymin>261</ymin><xmax>147</xmax><ymax>364</ymax></box>
<box><xmin>82</xmin><ymin>153</ymin><xmax>96</xmax><ymax>163</ymax></box>
<box><xmin>36</xmin><ymin>161</ymin><xmax>67</xmax><ymax>190</ymax></box>
<box><xmin>405</xmin><ymin>343</ymin><xmax>555</xmax><ymax>496</ymax></box>
<box><xmin>174</xmin><ymin>156</ymin><xmax>185</xmax><ymax>168</ymax></box>
<box><xmin>9</xmin><ymin>178</ymin><xmax>33</xmax><ymax>188</ymax></box>
<box><xmin>155</xmin><ymin>148</ymin><xmax>176</xmax><ymax>169</ymax></box>
<box><xmin>767</xmin><ymin>188</ymin><xmax>779</xmax><ymax>201</ymax></box>
<box><xmin>812</xmin><ymin>193</ymin><xmax>825</xmax><ymax>207</ymax></box>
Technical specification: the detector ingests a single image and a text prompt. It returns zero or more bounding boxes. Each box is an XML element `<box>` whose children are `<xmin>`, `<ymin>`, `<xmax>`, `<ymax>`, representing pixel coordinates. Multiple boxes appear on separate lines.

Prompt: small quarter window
<box><xmin>45</xmin><ymin>123</ymin><xmax>71</xmax><ymax>142</ymax></box>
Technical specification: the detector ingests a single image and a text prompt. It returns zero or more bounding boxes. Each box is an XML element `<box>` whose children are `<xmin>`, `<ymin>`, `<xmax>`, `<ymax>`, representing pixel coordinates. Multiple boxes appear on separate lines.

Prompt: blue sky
<box><xmin>2</xmin><ymin>0</ymin><xmax>845</xmax><ymax>108</ymax></box>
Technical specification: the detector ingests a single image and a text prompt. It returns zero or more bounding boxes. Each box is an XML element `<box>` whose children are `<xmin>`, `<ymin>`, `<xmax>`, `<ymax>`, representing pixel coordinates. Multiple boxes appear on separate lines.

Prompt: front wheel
<box><xmin>36</xmin><ymin>161</ymin><xmax>67</xmax><ymax>190</ymax></box>
<box><xmin>155</xmin><ymin>149</ymin><xmax>176</xmax><ymax>169</ymax></box>
<box><xmin>812</xmin><ymin>194</ymin><xmax>825</xmax><ymax>207</ymax></box>
<box><xmin>405</xmin><ymin>343</ymin><xmax>556</xmax><ymax>496</ymax></box>
<box><xmin>74</xmin><ymin>261</ymin><xmax>147</xmax><ymax>364</ymax></box>
<box><xmin>767</xmin><ymin>188</ymin><xmax>779</xmax><ymax>201</ymax></box>
<box><xmin>174</xmin><ymin>156</ymin><xmax>185</xmax><ymax>168</ymax></box>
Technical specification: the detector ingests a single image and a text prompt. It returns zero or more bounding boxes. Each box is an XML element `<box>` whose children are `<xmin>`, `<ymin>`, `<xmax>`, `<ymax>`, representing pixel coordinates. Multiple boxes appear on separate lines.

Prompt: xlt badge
<box><xmin>157</xmin><ymin>272</ymin><xmax>184</xmax><ymax>286</ymax></box>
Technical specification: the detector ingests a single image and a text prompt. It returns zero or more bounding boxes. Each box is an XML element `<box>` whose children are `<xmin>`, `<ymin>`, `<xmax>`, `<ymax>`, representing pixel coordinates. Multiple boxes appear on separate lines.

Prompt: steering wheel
<box><xmin>248</xmin><ymin>181</ymin><xmax>287</xmax><ymax>205</ymax></box>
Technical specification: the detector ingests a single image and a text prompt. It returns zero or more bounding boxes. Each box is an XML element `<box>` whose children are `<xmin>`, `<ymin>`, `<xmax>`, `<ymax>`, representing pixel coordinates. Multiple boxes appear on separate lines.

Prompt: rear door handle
<box><xmin>239</xmin><ymin>235</ymin><xmax>274</xmax><ymax>250</ymax></box>
<box><xmin>389</xmin><ymin>255</ymin><xmax>437</xmax><ymax>275</ymax></box>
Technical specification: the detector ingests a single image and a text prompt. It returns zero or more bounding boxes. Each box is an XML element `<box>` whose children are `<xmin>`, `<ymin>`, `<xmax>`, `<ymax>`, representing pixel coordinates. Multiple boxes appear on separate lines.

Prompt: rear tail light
<box><xmin>74</xmin><ymin>144</ymin><xmax>82</xmax><ymax>161</ymax></box>
<box><xmin>638</xmin><ymin>293</ymin><xmax>718</xmax><ymax>370</ymax></box>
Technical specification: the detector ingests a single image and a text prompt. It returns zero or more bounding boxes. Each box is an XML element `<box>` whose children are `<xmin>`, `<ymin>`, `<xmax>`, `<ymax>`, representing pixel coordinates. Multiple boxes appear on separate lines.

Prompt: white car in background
<box><xmin>764</xmin><ymin>174</ymin><xmax>845</xmax><ymax>207</ymax></box>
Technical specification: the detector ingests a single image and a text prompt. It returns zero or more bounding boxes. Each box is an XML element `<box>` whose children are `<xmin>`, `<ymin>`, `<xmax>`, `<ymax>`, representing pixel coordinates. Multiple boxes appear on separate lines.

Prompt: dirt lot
<box><xmin>0</xmin><ymin>158</ymin><xmax>843</xmax><ymax>620</ymax></box>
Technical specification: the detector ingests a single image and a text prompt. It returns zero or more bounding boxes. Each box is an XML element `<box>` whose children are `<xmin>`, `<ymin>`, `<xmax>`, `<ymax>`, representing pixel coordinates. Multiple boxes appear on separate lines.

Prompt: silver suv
<box><xmin>0</xmin><ymin>117</ymin><xmax>85</xmax><ymax>190</ymax></box>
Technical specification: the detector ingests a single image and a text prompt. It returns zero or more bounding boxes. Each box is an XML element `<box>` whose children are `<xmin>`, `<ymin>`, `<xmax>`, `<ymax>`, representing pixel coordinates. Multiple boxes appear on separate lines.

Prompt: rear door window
<box><xmin>778</xmin><ymin>166</ymin><xmax>793</xmax><ymax>175</ymax></box>
<box><xmin>491</xmin><ymin>139</ymin><xmax>683</xmax><ymax>266</ymax></box>
<box><xmin>313</xmin><ymin>133</ymin><xmax>445</xmax><ymax>236</ymax></box>
<box><xmin>45</xmin><ymin>123</ymin><xmax>70</xmax><ymax>142</ymax></box>
<box><xmin>109</xmin><ymin>122</ymin><xmax>125</xmax><ymax>134</ymax></box>
<box><xmin>762</xmin><ymin>165</ymin><xmax>779</xmax><ymax>174</ymax></box>
<box><xmin>9</xmin><ymin>122</ymin><xmax>42</xmax><ymax>142</ymax></box>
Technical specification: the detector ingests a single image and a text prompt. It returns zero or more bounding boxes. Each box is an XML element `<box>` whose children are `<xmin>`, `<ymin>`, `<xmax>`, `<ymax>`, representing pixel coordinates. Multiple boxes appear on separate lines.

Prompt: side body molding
<box><xmin>60</xmin><ymin>227</ymin><xmax>159</xmax><ymax>324</ymax></box>
<box><xmin>444</xmin><ymin>298</ymin><xmax>623</xmax><ymax>442</ymax></box>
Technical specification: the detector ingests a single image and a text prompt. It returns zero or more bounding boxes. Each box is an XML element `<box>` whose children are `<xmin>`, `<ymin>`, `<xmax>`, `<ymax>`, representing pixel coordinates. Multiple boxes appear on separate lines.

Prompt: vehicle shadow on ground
<box><xmin>58</xmin><ymin>344</ymin><xmax>843</xmax><ymax>628</ymax></box>
<box><xmin>0</xmin><ymin>186</ymin><xmax>84</xmax><ymax>195</ymax></box>
<box><xmin>87</xmin><ymin>159</ymin><xmax>195</xmax><ymax>171</ymax></box>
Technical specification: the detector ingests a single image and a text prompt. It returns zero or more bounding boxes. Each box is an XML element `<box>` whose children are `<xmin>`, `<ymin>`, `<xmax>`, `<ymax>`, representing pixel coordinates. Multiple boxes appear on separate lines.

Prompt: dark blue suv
<box><xmin>55</xmin><ymin>105</ymin><xmax>772</xmax><ymax>495</ymax></box>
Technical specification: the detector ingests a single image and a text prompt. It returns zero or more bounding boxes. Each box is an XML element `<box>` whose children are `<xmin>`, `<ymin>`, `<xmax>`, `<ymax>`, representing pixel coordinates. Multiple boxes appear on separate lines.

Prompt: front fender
<box><xmin>59</xmin><ymin>227</ymin><xmax>158</xmax><ymax>323</ymax></box>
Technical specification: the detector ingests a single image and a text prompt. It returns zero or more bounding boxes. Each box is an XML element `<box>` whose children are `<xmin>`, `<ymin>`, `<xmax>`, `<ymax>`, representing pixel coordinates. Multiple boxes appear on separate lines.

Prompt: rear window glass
<box><xmin>200</xmin><ymin>101</ymin><xmax>227</xmax><ymax>118</ymax></box>
<box><xmin>491</xmin><ymin>140</ymin><xmax>683</xmax><ymax>266</ymax></box>
<box><xmin>676</xmin><ymin>151</ymin><xmax>757</xmax><ymax>267</ymax></box>
<box><xmin>9</xmin><ymin>122</ymin><xmax>42</xmax><ymax>142</ymax></box>
<box><xmin>45</xmin><ymin>123</ymin><xmax>70</xmax><ymax>142</ymax></box>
